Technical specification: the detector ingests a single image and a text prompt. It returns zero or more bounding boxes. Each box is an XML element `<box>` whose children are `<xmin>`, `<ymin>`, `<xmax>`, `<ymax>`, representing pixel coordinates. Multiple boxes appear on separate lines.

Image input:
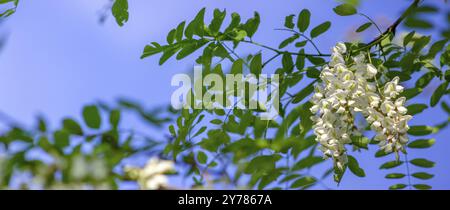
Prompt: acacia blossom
<box><xmin>310</xmin><ymin>42</ymin><xmax>412</xmax><ymax>170</ymax></box>
<box><xmin>124</xmin><ymin>157</ymin><xmax>175</xmax><ymax>190</ymax></box>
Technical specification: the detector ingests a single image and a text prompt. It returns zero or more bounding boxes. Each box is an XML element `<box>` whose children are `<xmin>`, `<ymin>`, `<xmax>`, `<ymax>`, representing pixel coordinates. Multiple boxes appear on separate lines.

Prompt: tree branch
<box><xmin>356</xmin><ymin>0</ymin><xmax>420</xmax><ymax>51</ymax></box>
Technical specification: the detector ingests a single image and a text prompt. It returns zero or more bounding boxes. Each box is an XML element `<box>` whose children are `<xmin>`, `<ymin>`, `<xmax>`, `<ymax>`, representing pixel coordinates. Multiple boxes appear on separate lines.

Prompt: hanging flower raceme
<box><xmin>310</xmin><ymin>42</ymin><xmax>412</xmax><ymax>172</ymax></box>
<box><xmin>124</xmin><ymin>157</ymin><xmax>175</xmax><ymax>190</ymax></box>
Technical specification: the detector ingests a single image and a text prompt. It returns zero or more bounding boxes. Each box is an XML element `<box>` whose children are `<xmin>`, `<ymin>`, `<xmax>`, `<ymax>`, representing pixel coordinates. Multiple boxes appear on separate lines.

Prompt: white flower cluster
<box><xmin>310</xmin><ymin>42</ymin><xmax>412</xmax><ymax>170</ymax></box>
<box><xmin>124</xmin><ymin>157</ymin><xmax>175</xmax><ymax>190</ymax></box>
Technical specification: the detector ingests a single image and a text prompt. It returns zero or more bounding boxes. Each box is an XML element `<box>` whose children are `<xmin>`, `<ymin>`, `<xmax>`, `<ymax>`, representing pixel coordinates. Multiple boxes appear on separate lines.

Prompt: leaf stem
<box><xmin>274</xmin><ymin>28</ymin><xmax>324</xmax><ymax>55</ymax></box>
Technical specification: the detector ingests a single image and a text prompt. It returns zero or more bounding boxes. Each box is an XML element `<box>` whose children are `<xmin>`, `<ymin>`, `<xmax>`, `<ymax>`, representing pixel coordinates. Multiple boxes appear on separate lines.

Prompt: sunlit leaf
<box><xmin>111</xmin><ymin>0</ymin><xmax>129</xmax><ymax>27</ymax></box>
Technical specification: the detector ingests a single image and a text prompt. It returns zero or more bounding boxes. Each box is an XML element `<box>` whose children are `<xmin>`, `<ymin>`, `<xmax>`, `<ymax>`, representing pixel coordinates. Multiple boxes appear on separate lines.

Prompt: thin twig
<box><xmin>404</xmin><ymin>153</ymin><xmax>413</xmax><ymax>190</ymax></box>
<box><xmin>274</xmin><ymin>28</ymin><xmax>324</xmax><ymax>55</ymax></box>
<box><xmin>358</xmin><ymin>13</ymin><xmax>383</xmax><ymax>34</ymax></box>
<box><xmin>355</xmin><ymin>0</ymin><xmax>421</xmax><ymax>52</ymax></box>
<box><xmin>262</xmin><ymin>52</ymin><xmax>281</xmax><ymax>68</ymax></box>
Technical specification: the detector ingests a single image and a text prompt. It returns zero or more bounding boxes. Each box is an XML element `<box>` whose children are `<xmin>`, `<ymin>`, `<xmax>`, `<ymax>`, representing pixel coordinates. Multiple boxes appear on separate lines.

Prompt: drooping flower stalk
<box><xmin>310</xmin><ymin>42</ymin><xmax>412</xmax><ymax>171</ymax></box>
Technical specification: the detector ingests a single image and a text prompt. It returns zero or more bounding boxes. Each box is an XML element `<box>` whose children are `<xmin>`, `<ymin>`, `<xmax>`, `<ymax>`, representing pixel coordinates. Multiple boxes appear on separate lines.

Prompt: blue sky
<box><xmin>0</xmin><ymin>0</ymin><xmax>449</xmax><ymax>189</ymax></box>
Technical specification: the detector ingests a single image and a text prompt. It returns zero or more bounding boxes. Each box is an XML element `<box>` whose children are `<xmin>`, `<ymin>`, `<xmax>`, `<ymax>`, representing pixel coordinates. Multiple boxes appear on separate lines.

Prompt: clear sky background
<box><xmin>0</xmin><ymin>0</ymin><xmax>448</xmax><ymax>189</ymax></box>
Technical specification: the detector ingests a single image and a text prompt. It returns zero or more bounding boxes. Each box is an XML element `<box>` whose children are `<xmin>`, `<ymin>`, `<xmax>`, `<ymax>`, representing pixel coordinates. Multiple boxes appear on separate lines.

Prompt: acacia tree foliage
<box><xmin>0</xmin><ymin>0</ymin><xmax>449</xmax><ymax>190</ymax></box>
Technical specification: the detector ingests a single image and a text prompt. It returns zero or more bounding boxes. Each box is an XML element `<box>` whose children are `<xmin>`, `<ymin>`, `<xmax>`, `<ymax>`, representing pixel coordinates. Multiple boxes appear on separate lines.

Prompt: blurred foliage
<box><xmin>0</xmin><ymin>0</ymin><xmax>19</xmax><ymax>18</ymax></box>
<box><xmin>0</xmin><ymin>100</ymin><xmax>175</xmax><ymax>189</ymax></box>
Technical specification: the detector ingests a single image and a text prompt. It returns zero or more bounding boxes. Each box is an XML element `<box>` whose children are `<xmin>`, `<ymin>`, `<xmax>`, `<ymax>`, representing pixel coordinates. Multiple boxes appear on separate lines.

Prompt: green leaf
<box><xmin>405</xmin><ymin>18</ymin><xmax>433</xmax><ymax>29</ymax></box>
<box><xmin>210</xmin><ymin>119</ymin><xmax>222</xmax><ymax>125</ymax></box>
<box><xmin>356</xmin><ymin>22</ymin><xmax>372</xmax><ymax>32</ymax></box>
<box><xmin>291</xmin><ymin>176</ymin><xmax>316</xmax><ymax>189</ymax></box>
<box><xmin>347</xmin><ymin>155</ymin><xmax>365</xmax><ymax>177</ymax></box>
<box><xmin>375</xmin><ymin>149</ymin><xmax>390</xmax><ymax>158</ymax></box>
<box><xmin>441</xmin><ymin>101</ymin><xmax>450</xmax><ymax>114</ymax></box>
<box><xmin>279</xmin><ymin>174</ymin><xmax>301</xmax><ymax>183</ymax></box>
<box><xmin>292</xmin><ymin>156</ymin><xmax>324</xmax><ymax>171</ymax></box>
<box><xmin>0</xmin><ymin>8</ymin><xmax>15</xmax><ymax>18</ymax></box>
<box><xmin>413</xmin><ymin>184</ymin><xmax>432</xmax><ymax>190</ymax></box>
<box><xmin>232</xmin><ymin>30</ymin><xmax>247</xmax><ymax>41</ymax></box>
<box><xmin>258</xmin><ymin>169</ymin><xmax>282</xmax><ymax>189</ymax></box>
<box><xmin>297</xmin><ymin>9</ymin><xmax>311</xmax><ymax>32</ymax></box>
<box><xmin>231</xmin><ymin>59</ymin><xmax>243</xmax><ymax>74</ymax></box>
<box><xmin>82</xmin><ymin>105</ymin><xmax>101</xmax><ymax>129</ymax></box>
<box><xmin>192</xmin><ymin>126</ymin><xmax>207</xmax><ymax>138</ymax></box>
<box><xmin>310</xmin><ymin>21</ymin><xmax>331</xmax><ymax>38</ymax></box>
<box><xmin>200</xmin><ymin>129</ymin><xmax>230</xmax><ymax>152</ymax></box>
<box><xmin>400</xmin><ymin>88</ymin><xmax>422</xmax><ymax>100</ymax></box>
<box><xmin>209</xmin><ymin>9</ymin><xmax>226</xmax><ymax>35</ymax></box>
<box><xmin>284</xmin><ymin>14</ymin><xmax>295</xmax><ymax>29</ymax></box>
<box><xmin>295</xmin><ymin>50</ymin><xmax>305</xmax><ymax>70</ymax></box>
<box><xmin>243</xmin><ymin>12</ymin><xmax>260</xmax><ymax>38</ymax></box>
<box><xmin>175</xmin><ymin>21</ymin><xmax>186</xmax><ymax>42</ymax></box>
<box><xmin>177</xmin><ymin>40</ymin><xmax>208</xmax><ymax>60</ymax></box>
<box><xmin>111</xmin><ymin>0</ymin><xmax>129</xmax><ymax>27</ymax></box>
<box><xmin>250</xmin><ymin>53</ymin><xmax>262</xmax><ymax>75</ymax></box>
<box><xmin>410</xmin><ymin>158</ymin><xmax>435</xmax><ymax>168</ymax></box>
<box><xmin>244</xmin><ymin>155</ymin><xmax>281</xmax><ymax>174</ymax></box>
<box><xmin>185</xmin><ymin>8</ymin><xmax>206</xmax><ymax>39</ymax></box>
<box><xmin>54</xmin><ymin>130</ymin><xmax>70</xmax><ymax>148</ymax></box>
<box><xmin>306</xmin><ymin>67</ymin><xmax>321</xmax><ymax>78</ymax></box>
<box><xmin>37</xmin><ymin>116</ymin><xmax>47</xmax><ymax>132</ymax></box>
<box><xmin>292</xmin><ymin>81</ymin><xmax>315</xmax><ymax>104</ymax></box>
<box><xmin>0</xmin><ymin>0</ymin><xmax>17</xmax><ymax>5</ymax></box>
<box><xmin>159</xmin><ymin>47</ymin><xmax>180</xmax><ymax>65</ymax></box>
<box><xmin>426</xmin><ymin>39</ymin><xmax>447</xmax><ymax>59</ymax></box>
<box><xmin>380</xmin><ymin>161</ymin><xmax>403</xmax><ymax>169</ymax></box>
<box><xmin>140</xmin><ymin>44</ymin><xmax>164</xmax><ymax>59</ymax></box>
<box><xmin>291</xmin><ymin>135</ymin><xmax>315</xmax><ymax>158</ymax></box>
<box><xmin>109</xmin><ymin>109</ymin><xmax>121</xmax><ymax>128</ymax></box>
<box><xmin>169</xmin><ymin>125</ymin><xmax>176</xmax><ymax>136</ymax></box>
<box><xmin>430</xmin><ymin>82</ymin><xmax>449</xmax><ymax>107</ymax></box>
<box><xmin>412</xmin><ymin>36</ymin><xmax>431</xmax><ymax>53</ymax></box>
<box><xmin>408</xmin><ymin>138</ymin><xmax>435</xmax><ymax>149</ymax></box>
<box><xmin>385</xmin><ymin>173</ymin><xmax>405</xmax><ymax>179</ymax></box>
<box><xmin>403</xmin><ymin>31</ymin><xmax>415</xmax><ymax>47</ymax></box>
<box><xmin>63</xmin><ymin>118</ymin><xmax>83</xmax><ymax>135</ymax></box>
<box><xmin>279</xmin><ymin>34</ymin><xmax>299</xmax><ymax>49</ymax></box>
<box><xmin>333</xmin><ymin>4</ymin><xmax>357</xmax><ymax>16</ymax></box>
<box><xmin>166</xmin><ymin>29</ymin><xmax>176</xmax><ymax>44</ymax></box>
<box><xmin>225</xmin><ymin>13</ymin><xmax>241</xmax><ymax>33</ymax></box>
<box><xmin>406</xmin><ymin>104</ymin><xmax>428</xmax><ymax>115</ymax></box>
<box><xmin>282</xmin><ymin>53</ymin><xmax>294</xmax><ymax>72</ymax></box>
<box><xmin>408</xmin><ymin>125</ymin><xmax>438</xmax><ymax>136</ymax></box>
<box><xmin>386</xmin><ymin>71</ymin><xmax>411</xmax><ymax>82</ymax></box>
<box><xmin>412</xmin><ymin>172</ymin><xmax>434</xmax><ymax>180</ymax></box>
<box><xmin>389</xmin><ymin>184</ymin><xmax>407</xmax><ymax>190</ymax></box>
<box><xmin>197</xmin><ymin>151</ymin><xmax>207</xmax><ymax>164</ymax></box>
<box><xmin>295</xmin><ymin>40</ymin><xmax>308</xmax><ymax>48</ymax></box>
